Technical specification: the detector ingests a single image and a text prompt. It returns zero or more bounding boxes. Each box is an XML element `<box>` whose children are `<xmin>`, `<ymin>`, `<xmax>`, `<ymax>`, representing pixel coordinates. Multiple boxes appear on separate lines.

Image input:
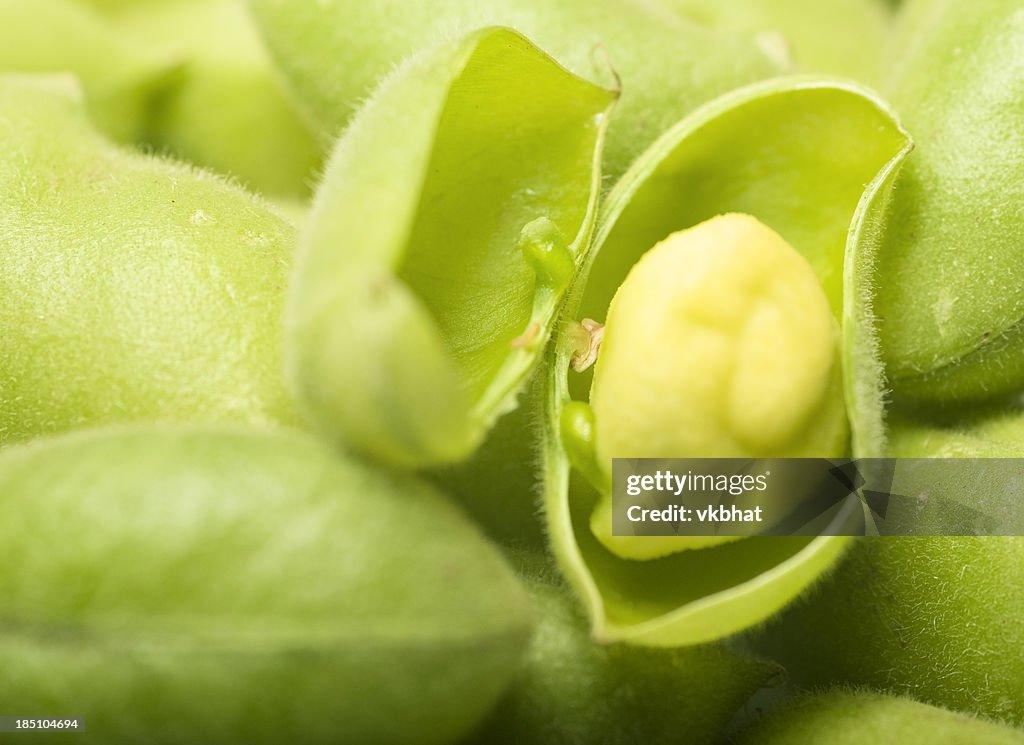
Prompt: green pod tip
<box><xmin>519</xmin><ymin>216</ymin><xmax>575</xmax><ymax>295</ymax></box>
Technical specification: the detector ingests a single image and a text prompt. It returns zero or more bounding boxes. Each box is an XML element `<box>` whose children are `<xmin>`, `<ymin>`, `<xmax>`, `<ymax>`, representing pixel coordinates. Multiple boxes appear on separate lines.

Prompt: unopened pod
<box><xmin>0</xmin><ymin>74</ymin><xmax>298</xmax><ymax>444</ymax></box>
<box><xmin>0</xmin><ymin>426</ymin><xmax>532</xmax><ymax>745</ymax></box>
<box><xmin>754</xmin><ymin>536</ymin><xmax>1024</xmax><ymax>726</ymax></box>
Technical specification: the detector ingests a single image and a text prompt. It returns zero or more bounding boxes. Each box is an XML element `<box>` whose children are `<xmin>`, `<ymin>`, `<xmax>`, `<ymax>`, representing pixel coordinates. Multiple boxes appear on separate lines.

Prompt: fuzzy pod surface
<box><xmin>754</xmin><ymin>537</ymin><xmax>1024</xmax><ymax>726</ymax></box>
<box><xmin>468</xmin><ymin>554</ymin><xmax>775</xmax><ymax>745</ymax></box>
<box><xmin>0</xmin><ymin>75</ymin><xmax>299</xmax><ymax>444</ymax></box>
<box><xmin>0</xmin><ymin>426</ymin><xmax>532</xmax><ymax>745</ymax></box>
<box><xmin>865</xmin><ymin>0</ymin><xmax>1024</xmax><ymax>402</ymax></box>
<box><xmin>844</xmin><ymin>0</ymin><xmax>1024</xmax><ymax>460</ymax></box>
<box><xmin>762</xmin><ymin>398</ymin><xmax>1024</xmax><ymax>723</ymax></box>
<box><xmin>733</xmin><ymin>690</ymin><xmax>1024</xmax><ymax>745</ymax></box>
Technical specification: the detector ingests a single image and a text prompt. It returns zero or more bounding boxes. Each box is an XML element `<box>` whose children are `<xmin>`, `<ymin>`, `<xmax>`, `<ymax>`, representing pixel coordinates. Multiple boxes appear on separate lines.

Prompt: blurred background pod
<box><xmin>286</xmin><ymin>27</ymin><xmax>615</xmax><ymax>467</ymax></box>
<box><xmin>0</xmin><ymin>427</ymin><xmax>532</xmax><ymax>745</ymax></box>
<box><xmin>0</xmin><ymin>0</ymin><xmax>173</xmax><ymax>143</ymax></box>
<box><xmin>467</xmin><ymin>553</ymin><xmax>778</xmax><ymax>745</ymax></box>
<box><xmin>78</xmin><ymin>0</ymin><xmax>322</xmax><ymax>200</ymax></box>
<box><xmin>0</xmin><ymin>75</ymin><xmax>299</xmax><ymax>445</ymax></box>
<box><xmin>865</xmin><ymin>0</ymin><xmax>1024</xmax><ymax>403</ymax></box>
<box><xmin>732</xmin><ymin>689</ymin><xmax>1024</xmax><ymax>744</ymax></box>
<box><xmin>541</xmin><ymin>77</ymin><xmax>911</xmax><ymax>646</ymax></box>
<box><xmin>656</xmin><ymin>0</ymin><xmax>893</xmax><ymax>84</ymax></box>
<box><xmin>244</xmin><ymin>0</ymin><xmax>785</xmax><ymax>181</ymax></box>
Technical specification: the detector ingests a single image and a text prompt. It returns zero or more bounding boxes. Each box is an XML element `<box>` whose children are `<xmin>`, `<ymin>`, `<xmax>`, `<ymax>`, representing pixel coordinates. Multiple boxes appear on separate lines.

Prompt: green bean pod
<box><xmin>0</xmin><ymin>426</ymin><xmax>532</xmax><ymax>745</ymax></box>
<box><xmin>755</xmin><ymin>534</ymin><xmax>1024</xmax><ymax>726</ymax></box>
<box><xmin>859</xmin><ymin>0</ymin><xmax>1024</xmax><ymax>404</ymax></box>
<box><xmin>0</xmin><ymin>75</ymin><xmax>299</xmax><ymax>444</ymax></box>
<box><xmin>832</xmin><ymin>6</ymin><xmax>1024</xmax><ymax>715</ymax></box>
<box><xmin>753</xmin><ymin>400</ymin><xmax>1024</xmax><ymax>726</ymax></box>
<box><xmin>542</xmin><ymin>77</ymin><xmax>911</xmax><ymax>645</ymax></box>
<box><xmin>287</xmin><ymin>27</ymin><xmax>615</xmax><ymax>467</ymax></box>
